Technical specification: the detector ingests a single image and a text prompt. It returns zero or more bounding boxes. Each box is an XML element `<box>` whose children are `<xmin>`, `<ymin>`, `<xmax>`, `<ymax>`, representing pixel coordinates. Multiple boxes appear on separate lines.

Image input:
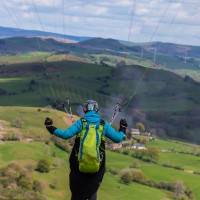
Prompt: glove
<box><xmin>44</xmin><ymin>117</ymin><xmax>53</xmax><ymax>126</ymax></box>
<box><xmin>44</xmin><ymin>117</ymin><xmax>56</xmax><ymax>134</ymax></box>
<box><xmin>119</xmin><ymin>118</ymin><xmax>128</xmax><ymax>134</ymax></box>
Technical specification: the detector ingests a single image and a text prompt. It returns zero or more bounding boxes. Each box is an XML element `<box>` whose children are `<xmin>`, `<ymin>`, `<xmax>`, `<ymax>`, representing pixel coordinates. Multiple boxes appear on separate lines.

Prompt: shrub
<box><xmin>122</xmin><ymin>150</ymin><xmax>129</xmax><ymax>155</ymax></box>
<box><xmin>49</xmin><ymin>179</ymin><xmax>58</xmax><ymax>189</ymax></box>
<box><xmin>33</xmin><ymin>180</ymin><xmax>43</xmax><ymax>192</ymax></box>
<box><xmin>146</xmin><ymin>180</ymin><xmax>157</xmax><ymax>188</ymax></box>
<box><xmin>25</xmin><ymin>163</ymin><xmax>34</xmax><ymax>174</ymax></box>
<box><xmin>146</xmin><ymin>147</ymin><xmax>160</xmax><ymax>163</ymax></box>
<box><xmin>157</xmin><ymin>181</ymin><xmax>173</xmax><ymax>191</ymax></box>
<box><xmin>0</xmin><ymin>177</ymin><xmax>12</xmax><ymax>188</ymax></box>
<box><xmin>36</xmin><ymin>159</ymin><xmax>51</xmax><ymax>173</ymax></box>
<box><xmin>109</xmin><ymin>167</ymin><xmax>119</xmax><ymax>175</ymax></box>
<box><xmin>17</xmin><ymin>175</ymin><xmax>33</xmax><ymax>190</ymax></box>
<box><xmin>193</xmin><ymin>171</ymin><xmax>200</xmax><ymax>175</ymax></box>
<box><xmin>174</xmin><ymin>181</ymin><xmax>186</xmax><ymax>200</ymax></box>
<box><xmin>2</xmin><ymin>131</ymin><xmax>22</xmax><ymax>141</ymax></box>
<box><xmin>185</xmin><ymin>189</ymin><xmax>195</xmax><ymax>200</ymax></box>
<box><xmin>131</xmin><ymin>160</ymin><xmax>139</xmax><ymax>168</ymax></box>
<box><xmin>132</xmin><ymin>169</ymin><xmax>146</xmax><ymax>183</ymax></box>
<box><xmin>53</xmin><ymin>137</ymin><xmax>72</xmax><ymax>153</ymax></box>
<box><xmin>120</xmin><ymin>168</ymin><xmax>146</xmax><ymax>184</ymax></box>
<box><xmin>163</xmin><ymin>163</ymin><xmax>184</xmax><ymax>170</ymax></box>
<box><xmin>120</xmin><ymin>168</ymin><xmax>132</xmax><ymax>184</ymax></box>
<box><xmin>133</xmin><ymin>149</ymin><xmax>146</xmax><ymax>160</ymax></box>
<box><xmin>11</xmin><ymin>118</ymin><xmax>24</xmax><ymax>128</ymax></box>
<box><xmin>0</xmin><ymin>162</ymin><xmax>45</xmax><ymax>199</ymax></box>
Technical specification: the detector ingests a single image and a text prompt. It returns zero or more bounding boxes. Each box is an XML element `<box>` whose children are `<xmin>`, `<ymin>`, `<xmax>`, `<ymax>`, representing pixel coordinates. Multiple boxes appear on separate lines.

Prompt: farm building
<box><xmin>132</xmin><ymin>144</ymin><xmax>146</xmax><ymax>150</ymax></box>
<box><xmin>130</xmin><ymin>128</ymin><xmax>140</xmax><ymax>135</ymax></box>
<box><xmin>106</xmin><ymin>143</ymin><xmax>122</xmax><ymax>150</ymax></box>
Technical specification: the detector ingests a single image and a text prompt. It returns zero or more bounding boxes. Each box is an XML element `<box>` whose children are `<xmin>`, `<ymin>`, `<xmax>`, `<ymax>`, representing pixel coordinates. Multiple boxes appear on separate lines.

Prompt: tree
<box><xmin>132</xmin><ymin>169</ymin><xmax>146</xmax><ymax>183</ymax></box>
<box><xmin>146</xmin><ymin>147</ymin><xmax>159</xmax><ymax>163</ymax></box>
<box><xmin>133</xmin><ymin>149</ymin><xmax>146</xmax><ymax>160</ymax></box>
<box><xmin>174</xmin><ymin>181</ymin><xmax>186</xmax><ymax>200</ymax></box>
<box><xmin>36</xmin><ymin>159</ymin><xmax>51</xmax><ymax>173</ymax></box>
<box><xmin>120</xmin><ymin>168</ymin><xmax>133</xmax><ymax>184</ymax></box>
<box><xmin>136</xmin><ymin>122</ymin><xmax>145</xmax><ymax>133</ymax></box>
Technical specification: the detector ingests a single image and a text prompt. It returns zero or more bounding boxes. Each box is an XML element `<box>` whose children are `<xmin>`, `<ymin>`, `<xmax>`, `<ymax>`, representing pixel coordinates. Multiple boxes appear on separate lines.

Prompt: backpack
<box><xmin>77</xmin><ymin>118</ymin><xmax>105</xmax><ymax>173</ymax></box>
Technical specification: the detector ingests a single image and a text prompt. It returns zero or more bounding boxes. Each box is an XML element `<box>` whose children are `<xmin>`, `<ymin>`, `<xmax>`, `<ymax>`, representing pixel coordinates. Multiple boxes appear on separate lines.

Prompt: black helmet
<box><xmin>83</xmin><ymin>100</ymin><xmax>99</xmax><ymax>113</ymax></box>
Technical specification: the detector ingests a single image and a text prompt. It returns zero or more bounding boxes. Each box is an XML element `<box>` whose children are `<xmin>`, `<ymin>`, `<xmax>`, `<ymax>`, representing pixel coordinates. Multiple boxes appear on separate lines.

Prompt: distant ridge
<box><xmin>78</xmin><ymin>37</ymin><xmax>140</xmax><ymax>52</ymax></box>
<box><xmin>0</xmin><ymin>26</ymin><xmax>200</xmax><ymax>57</ymax></box>
<box><xmin>0</xmin><ymin>26</ymin><xmax>91</xmax><ymax>42</ymax></box>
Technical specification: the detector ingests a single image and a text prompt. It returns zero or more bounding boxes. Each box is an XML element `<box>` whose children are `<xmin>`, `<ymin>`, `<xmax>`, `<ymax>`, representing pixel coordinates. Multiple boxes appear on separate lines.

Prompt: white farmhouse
<box><xmin>132</xmin><ymin>144</ymin><xmax>146</xmax><ymax>150</ymax></box>
<box><xmin>130</xmin><ymin>128</ymin><xmax>140</xmax><ymax>135</ymax></box>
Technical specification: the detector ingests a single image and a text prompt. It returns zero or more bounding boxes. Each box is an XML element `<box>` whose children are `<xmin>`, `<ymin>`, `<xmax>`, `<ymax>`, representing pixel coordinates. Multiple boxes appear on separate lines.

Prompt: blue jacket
<box><xmin>53</xmin><ymin>111</ymin><xmax>124</xmax><ymax>143</ymax></box>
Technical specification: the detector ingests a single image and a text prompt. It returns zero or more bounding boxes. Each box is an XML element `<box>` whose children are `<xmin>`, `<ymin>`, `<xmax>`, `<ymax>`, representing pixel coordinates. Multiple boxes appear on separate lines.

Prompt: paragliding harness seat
<box><xmin>70</xmin><ymin>118</ymin><xmax>105</xmax><ymax>174</ymax></box>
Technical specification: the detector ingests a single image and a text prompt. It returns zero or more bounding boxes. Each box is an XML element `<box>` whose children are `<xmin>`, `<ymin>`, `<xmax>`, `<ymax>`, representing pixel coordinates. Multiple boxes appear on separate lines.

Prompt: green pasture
<box><xmin>106</xmin><ymin>148</ymin><xmax>200</xmax><ymax>199</ymax></box>
<box><xmin>158</xmin><ymin>152</ymin><xmax>200</xmax><ymax>171</ymax></box>
<box><xmin>0</xmin><ymin>141</ymin><xmax>71</xmax><ymax>200</ymax></box>
<box><xmin>0</xmin><ymin>106</ymin><xmax>185</xmax><ymax>199</ymax></box>
<box><xmin>1</xmin><ymin>59</ymin><xmax>200</xmax><ymax>113</ymax></box>
<box><xmin>0</xmin><ymin>141</ymin><xmax>68</xmax><ymax>165</ymax></box>
<box><xmin>146</xmin><ymin>138</ymin><xmax>200</xmax><ymax>152</ymax></box>
<box><xmin>0</xmin><ymin>103</ymin><xmax>199</xmax><ymax>200</ymax></box>
<box><xmin>107</xmin><ymin>151</ymin><xmax>200</xmax><ymax>199</ymax></box>
<box><xmin>0</xmin><ymin>106</ymin><xmax>70</xmax><ymax>139</ymax></box>
<box><xmin>0</xmin><ymin>141</ymin><xmax>173</xmax><ymax>200</ymax></box>
<box><xmin>99</xmin><ymin>173</ymin><xmax>172</xmax><ymax>200</ymax></box>
<box><xmin>1</xmin><ymin>59</ymin><xmax>200</xmax><ymax>144</ymax></box>
<box><xmin>173</xmin><ymin>69</ymin><xmax>200</xmax><ymax>82</ymax></box>
<box><xmin>154</xmin><ymin>54</ymin><xmax>199</xmax><ymax>70</ymax></box>
<box><xmin>0</xmin><ymin>60</ymin><xmax>115</xmax><ymax>108</ymax></box>
<box><xmin>141</xmin><ymin>164</ymin><xmax>200</xmax><ymax>199</ymax></box>
<box><xmin>0</xmin><ymin>52</ymin><xmax>50</xmax><ymax>65</ymax></box>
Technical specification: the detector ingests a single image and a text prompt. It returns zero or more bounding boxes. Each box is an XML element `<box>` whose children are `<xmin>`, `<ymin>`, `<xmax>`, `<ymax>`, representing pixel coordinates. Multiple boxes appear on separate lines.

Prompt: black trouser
<box><xmin>71</xmin><ymin>192</ymin><xmax>97</xmax><ymax>200</ymax></box>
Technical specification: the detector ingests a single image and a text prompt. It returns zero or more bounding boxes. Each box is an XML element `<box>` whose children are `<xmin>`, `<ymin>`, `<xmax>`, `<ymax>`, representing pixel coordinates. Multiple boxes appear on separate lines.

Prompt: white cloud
<box><xmin>115</xmin><ymin>0</ymin><xmax>133</xmax><ymax>7</ymax></box>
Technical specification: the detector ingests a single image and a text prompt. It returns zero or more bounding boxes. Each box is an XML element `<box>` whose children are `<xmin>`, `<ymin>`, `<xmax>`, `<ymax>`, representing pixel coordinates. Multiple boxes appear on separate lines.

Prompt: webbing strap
<box><xmin>79</xmin><ymin>123</ymin><xmax>90</xmax><ymax>161</ymax></box>
<box><xmin>95</xmin><ymin>124</ymin><xmax>100</xmax><ymax>159</ymax></box>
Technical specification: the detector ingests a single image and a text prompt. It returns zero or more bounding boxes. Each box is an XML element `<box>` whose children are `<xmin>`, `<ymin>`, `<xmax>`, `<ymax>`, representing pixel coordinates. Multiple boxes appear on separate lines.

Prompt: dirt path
<box><xmin>62</xmin><ymin>114</ymin><xmax>79</xmax><ymax>126</ymax></box>
<box><xmin>184</xmin><ymin>170</ymin><xmax>194</xmax><ymax>174</ymax></box>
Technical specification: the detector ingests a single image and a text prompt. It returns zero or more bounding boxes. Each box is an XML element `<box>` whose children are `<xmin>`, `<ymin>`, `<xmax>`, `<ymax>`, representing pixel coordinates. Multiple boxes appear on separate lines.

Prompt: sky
<box><xmin>0</xmin><ymin>0</ymin><xmax>200</xmax><ymax>46</ymax></box>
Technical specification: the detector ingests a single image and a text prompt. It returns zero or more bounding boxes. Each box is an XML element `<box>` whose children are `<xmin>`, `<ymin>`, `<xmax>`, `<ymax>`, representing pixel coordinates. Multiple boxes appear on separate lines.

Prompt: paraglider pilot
<box><xmin>44</xmin><ymin>100</ymin><xmax>127</xmax><ymax>200</ymax></box>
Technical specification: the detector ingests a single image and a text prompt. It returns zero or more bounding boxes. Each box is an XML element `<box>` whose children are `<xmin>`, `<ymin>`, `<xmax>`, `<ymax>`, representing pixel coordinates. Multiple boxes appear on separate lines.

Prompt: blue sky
<box><xmin>0</xmin><ymin>0</ymin><xmax>200</xmax><ymax>45</ymax></box>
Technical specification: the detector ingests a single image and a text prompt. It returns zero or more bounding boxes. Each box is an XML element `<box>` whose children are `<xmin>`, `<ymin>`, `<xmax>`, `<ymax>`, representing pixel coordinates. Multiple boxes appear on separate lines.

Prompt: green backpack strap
<box><xmin>77</xmin><ymin>118</ymin><xmax>87</xmax><ymax>138</ymax></box>
<box><xmin>80</xmin><ymin>117</ymin><xmax>87</xmax><ymax>127</ymax></box>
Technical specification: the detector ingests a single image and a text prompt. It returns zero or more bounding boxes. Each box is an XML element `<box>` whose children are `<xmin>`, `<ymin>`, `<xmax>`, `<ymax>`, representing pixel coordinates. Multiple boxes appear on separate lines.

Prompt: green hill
<box><xmin>0</xmin><ymin>106</ymin><xmax>200</xmax><ymax>199</ymax></box>
<box><xmin>0</xmin><ymin>37</ymin><xmax>69</xmax><ymax>53</ymax></box>
<box><xmin>78</xmin><ymin>37</ymin><xmax>140</xmax><ymax>53</ymax></box>
<box><xmin>1</xmin><ymin>58</ymin><xmax>200</xmax><ymax>142</ymax></box>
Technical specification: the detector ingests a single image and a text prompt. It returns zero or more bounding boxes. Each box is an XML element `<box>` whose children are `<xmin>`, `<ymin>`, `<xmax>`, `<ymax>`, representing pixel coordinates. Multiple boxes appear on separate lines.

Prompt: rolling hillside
<box><xmin>0</xmin><ymin>106</ymin><xmax>200</xmax><ymax>200</ymax></box>
<box><xmin>0</xmin><ymin>26</ymin><xmax>90</xmax><ymax>42</ymax></box>
<box><xmin>1</xmin><ymin>26</ymin><xmax>200</xmax><ymax>58</ymax></box>
<box><xmin>0</xmin><ymin>58</ymin><xmax>200</xmax><ymax>143</ymax></box>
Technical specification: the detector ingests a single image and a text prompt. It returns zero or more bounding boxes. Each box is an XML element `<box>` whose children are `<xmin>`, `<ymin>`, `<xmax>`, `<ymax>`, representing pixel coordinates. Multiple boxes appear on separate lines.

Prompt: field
<box><xmin>0</xmin><ymin>107</ymin><xmax>200</xmax><ymax>199</ymax></box>
<box><xmin>0</xmin><ymin>141</ymin><xmax>176</xmax><ymax>200</ymax></box>
<box><xmin>1</xmin><ymin>58</ymin><xmax>200</xmax><ymax>112</ymax></box>
<box><xmin>1</xmin><ymin>55</ymin><xmax>200</xmax><ymax>143</ymax></box>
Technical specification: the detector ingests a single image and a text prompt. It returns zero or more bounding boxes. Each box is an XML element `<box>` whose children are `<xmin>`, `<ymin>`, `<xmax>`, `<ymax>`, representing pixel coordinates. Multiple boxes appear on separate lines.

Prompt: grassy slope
<box><xmin>0</xmin><ymin>141</ymin><xmax>172</xmax><ymax>200</ymax></box>
<box><xmin>0</xmin><ymin>106</ymin><xmax>69</xmax><ymax>140</ymax></box>
<box><xmin>1</xmin><ymin>58</ymin><xmax>200</xmax><ymax>143</ymax></box>
<box><xmin>1</xmin><ymin>107</ymin><xmax>200</xmax><ymax>199</ymax></box>
<box><xmin>1</xmin><ymin>59</ymin><xmax>200</xmax><ymax>112</ymax></box>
